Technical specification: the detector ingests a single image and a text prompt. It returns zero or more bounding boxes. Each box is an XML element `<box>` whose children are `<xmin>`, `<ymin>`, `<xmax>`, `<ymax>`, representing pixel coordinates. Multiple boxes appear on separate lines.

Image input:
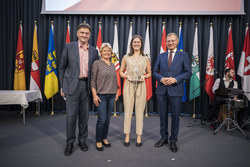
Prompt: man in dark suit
<box><xmin>59</xmin><ymin>23</ymin><xmax>99</xmax><ymax>156</ymax></box>
<box><xmin>153</xmin><ymin>32</ymin><xmax>191</xmax><ymax>153</ymax></box>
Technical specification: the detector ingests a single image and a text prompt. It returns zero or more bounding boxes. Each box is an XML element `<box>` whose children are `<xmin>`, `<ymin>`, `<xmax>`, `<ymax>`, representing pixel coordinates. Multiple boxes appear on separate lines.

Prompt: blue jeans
<box><xmin>96</xmin><ymin>94</ymin><xmax>116</xmax><ymax>142</ymax></box>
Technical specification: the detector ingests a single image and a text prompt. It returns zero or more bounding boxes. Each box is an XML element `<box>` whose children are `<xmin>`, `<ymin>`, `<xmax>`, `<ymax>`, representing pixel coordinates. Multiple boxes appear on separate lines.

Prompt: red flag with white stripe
<box><xmin>96</xmin><ymin>23</ymin><xmax>102</xmax><ymax>55</ymax></box>
<box><xmin>225</xmin><ymin>25</ymin><xmax>235</xmax><ymax>79</ymax></box>
<box><xmin>237</xmin><ymin>25</ymin><xmax>250</xmax><ymax>101</ymax></box>
<box><xmin>205</xmin><ymin>24</ymin><xmax>215</xmax><ymax>101</ymax></box>
<box><xmin>160</xmin><ymin>24</ymin><xmax>167</xmax><ymax>54</ymax></box>
<box><xmin>66</xmin><ymin>21</ymin><xmax>70</xmax><ymax>44</ymax></box>
<box><xmin>156</xmin><ymin>23</ymin><xmax>167</xmax><ymax>88</ymax></box>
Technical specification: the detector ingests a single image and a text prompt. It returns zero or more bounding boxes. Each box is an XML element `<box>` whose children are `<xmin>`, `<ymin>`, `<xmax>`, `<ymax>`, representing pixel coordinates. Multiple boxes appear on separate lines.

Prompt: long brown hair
<box><xmin>128</xmin><ymin>35</ymin><xmax>145</xmax><ymax>56</ymax></box>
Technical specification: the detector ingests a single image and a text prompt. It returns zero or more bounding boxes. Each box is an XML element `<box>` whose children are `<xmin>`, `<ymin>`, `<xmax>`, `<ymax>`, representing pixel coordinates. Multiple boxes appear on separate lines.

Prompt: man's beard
<box><xmin>228</xmin><ymin>74</ymin><xmax>233</xmax><ymax>79</ymax></box>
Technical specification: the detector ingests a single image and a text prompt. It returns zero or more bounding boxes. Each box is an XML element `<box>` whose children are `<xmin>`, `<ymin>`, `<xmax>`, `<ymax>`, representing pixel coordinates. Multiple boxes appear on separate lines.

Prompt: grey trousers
<box><xmin>65</xmin><ymin>80</ymin><xmax>89</xmax><ymax>144</ymax></box>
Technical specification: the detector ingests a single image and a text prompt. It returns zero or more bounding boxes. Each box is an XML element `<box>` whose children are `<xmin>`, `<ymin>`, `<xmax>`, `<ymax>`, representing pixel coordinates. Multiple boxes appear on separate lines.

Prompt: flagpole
<box><xmin>145</xmin><ymin>19</ymin><xmax>149</xmax><ymax>118</ymax></box>
<box><xmin>50</xmin><ymin>96</ymin><xmax>55</xmax><ymax>115</ymax></box>
<box><xmin>144</xmin><ymin>21</ymin><xmax>150</xmax><ymax>117</ymax></box>
<box><xmin>49</xmin><ymin>20</ymin><xmax>55</xmax><ymax>116</ymax></box>
<box><xmin>51</xmin><ymin>20</ymin><xmax>54</xmax><ymax>32</ymax></box>
<box><xmin>35</xmin><ymin>102</ymin><xmax>39</xmax><ymax>116</ymax></box>
<box><xmin>17</xmin><ymin>20</ymin><xmax>23</xmax><ymax>115</ymax></box>
<box><xmin>113</xmin><ymin>21</ymin><xmax>118</xmax><ymax>117</ymax></box>
<box><xmin>113</xmin><ymin>101</ymin><xmax>118</xmax><ymax>117</ymax></box>
<box><xmin>19</xmin><ymin>17</ymin><xmax>23</xmax><ymax>116</ymax></box>
<box><xmin>98</xmin><ymin>21</ymin><xmax>101</xmax><ymax>32</ymax></box>
<box><xmin>191</xmin><ymin>22</ymin><xmax>198</xmax><ymax>119</ymax></box>
<box><xmin>33</xmin><ymin>20</ymin><xmax>40</xmax><ymax>116</ymax></box>
<box><xmin>67</xmin><ymin>20</ymin><xmax>70</xmax><ymax>38</ymax></box>
<box><xmin>192</xmin><ymin>99</ymin><xmax>196</xmax><ymax>118</ymax></box>
<box><xmin>179</xmin><ymin>22</ymin><xmax>182</xmax><ymax>36</ymax></box>
<box><xmin>112</xmin><ymin>20</ymin><xmax>121</xmax><ymax>117</ymax></box>
<box><xmin>145</xmin><ymin>102</ymin><xmax>149</xmax><ymax>117</ymax></box>
<box><xmin>20</xmin><ymin>20</ymin><xmax>22</xmax><ymax>34</ymax></box>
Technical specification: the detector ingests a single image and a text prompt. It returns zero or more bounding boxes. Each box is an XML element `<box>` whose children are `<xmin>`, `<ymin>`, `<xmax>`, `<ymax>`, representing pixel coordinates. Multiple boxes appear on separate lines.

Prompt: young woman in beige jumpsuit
<box><xmin>120</xmin><ymin>35</ymin><xmax>151</xmax><ymax>147</ymax></box>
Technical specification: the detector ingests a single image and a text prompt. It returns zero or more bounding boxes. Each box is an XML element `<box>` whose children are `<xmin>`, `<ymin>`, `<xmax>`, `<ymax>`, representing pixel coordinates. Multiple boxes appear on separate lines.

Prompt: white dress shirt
<box><xmin>212</xmin><ymin>77</ymin><xmax>238</xmax><ymax>93</ymax></box>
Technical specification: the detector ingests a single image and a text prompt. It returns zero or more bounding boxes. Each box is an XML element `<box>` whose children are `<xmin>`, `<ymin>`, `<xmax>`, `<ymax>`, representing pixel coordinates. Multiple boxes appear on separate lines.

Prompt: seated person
<box><xmin>210</xmin><ymin>68</ymin><xmax>238</xmax><ymax>128</ymax></box>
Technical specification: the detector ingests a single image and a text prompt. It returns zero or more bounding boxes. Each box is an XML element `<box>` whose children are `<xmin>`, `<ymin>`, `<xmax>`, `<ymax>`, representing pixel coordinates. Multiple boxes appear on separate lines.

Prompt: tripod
<box><xmin>213</xmin><ymin>96</ymin><xmax>249</xmax><ymax>139</ymax></box>
<box><xmin>240</xmin><ymin>94</ymin><xmax>250</xmax><ymax>129</ymax></box>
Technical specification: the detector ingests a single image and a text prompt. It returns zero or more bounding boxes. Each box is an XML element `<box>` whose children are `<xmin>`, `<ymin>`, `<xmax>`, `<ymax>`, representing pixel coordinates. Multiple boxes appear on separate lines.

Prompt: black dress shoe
<box><xmin>96</xmin><ymin>145</ymin><xmax>104</xmax><ymax>151</ymax></box>
<box><xmin>79</xmin><ymin>142</ymin><xmax>88</xmax><ymax>152</ymax></box>
<box><xmin>124</xmin><ymin>141</ymin><xmax>130</xmax><ymax>147</ymax></box>
<box><xmin>154</xmin><ymin>139</ymin><xmax>168</xmax><ymax>147</ymax></box>
<box><xmin>136</xmin><ymin>142</ymin><xmax>142</xmax><ymax>147</ymax></box>
<box><xmin>102</xmin><ymin>141</ymin><xmax>111</xmax><ymax>148</ymax></box>
<box><xmin>64</xmin><ymin>143</ymin><xmax>73</xmax><ymax>156</ymax></box>
<box><xmin>170</xmin><ymin>142</ymin><xmax>178</xmax><ymax>153</ymax></box>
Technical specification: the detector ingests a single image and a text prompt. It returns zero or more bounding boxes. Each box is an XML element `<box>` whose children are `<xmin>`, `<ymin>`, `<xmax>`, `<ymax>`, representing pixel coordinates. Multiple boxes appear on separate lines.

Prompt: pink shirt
<box><xmin>78</xmin><ymin>41</ymin><xmax>89</xmax><ymax>78</ymax></box>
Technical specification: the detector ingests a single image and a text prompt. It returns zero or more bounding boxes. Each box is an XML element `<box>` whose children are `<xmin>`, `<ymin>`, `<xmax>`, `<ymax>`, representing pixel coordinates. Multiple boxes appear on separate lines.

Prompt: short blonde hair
<box><xmin>167</xmin><ymin>33</ymin><xmax>179</xmax><ymax>41</ymax></box>
<box><xmin>100</xmin><ymin>42</ymin><xmax>113</xmax><ymax>54</ymax></box>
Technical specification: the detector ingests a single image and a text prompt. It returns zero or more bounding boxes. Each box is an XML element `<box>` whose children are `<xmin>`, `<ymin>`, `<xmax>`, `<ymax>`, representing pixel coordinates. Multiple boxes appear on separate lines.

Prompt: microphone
<box><xmin>213</xmin><ymin>68</ymin><xmax>221</xmax><ymax>77</ymax></box>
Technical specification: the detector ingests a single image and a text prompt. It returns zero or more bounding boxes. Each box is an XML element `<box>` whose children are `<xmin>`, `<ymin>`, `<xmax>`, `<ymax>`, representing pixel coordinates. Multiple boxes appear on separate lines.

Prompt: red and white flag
<box><xmin>122</xmin><ymin>22</ymin><xmax>133</xmax><ymax>94</ymax></box>
<box><xmin>160</xmin><ymin>23</ymin><xmax>167</xmax><ymax>54</ymax></box>
<box><xmin>29</xmin><ymin>22</ymin><xmax>40</xmax><ymax>91</ymax></box>
<box><xmin>237</xmin><ymin>26</ymin><xmax>250</xmax><ymax>101</ymax></box>
<box><xmin>156</xmin><ymin>23</ymin><xmax>167</xmax><ymax>88</ymax></box>
<box><xmin>225</xmin><ymin>25</ymin><xmax>235</xmax><ymax>79</ymax></box>
<box><xmin>96</xmin><ymin>23</ymin><xmax>102</xmax><ymax>55</ymax></box>
<box><xmin>126</xmin><ymin>22</ymin><xmax>133</xmax><ymax>54</ymax></box>
<box><xmin>66</xmin><ymin>21</ymin><xmax>70</xmax><ymax>44</ymax></box>
<box><xmin>205</xmin><ymin>24</ymin><xmax>215</xmax><ymax>101</ymax></box>
<box><xmin>144</xmin><ymin>22</ymin><xmax>152</xmax><ymax>101</ymax></box>
<box><xmin>112</xmin><ymin>22</ymin><xmax>121</xmax><ymax>96</ymax></box>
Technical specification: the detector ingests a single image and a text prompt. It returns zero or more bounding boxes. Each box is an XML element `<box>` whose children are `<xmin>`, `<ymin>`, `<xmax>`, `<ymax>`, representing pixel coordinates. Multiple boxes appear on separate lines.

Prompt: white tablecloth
<box><xmin>0</xmin><ymin>90</ymin><xmax>42</xmax><ymax>108</ymax></box>
<box><xmin>0</xmin><ymin>90</ymin><xmax>43</xmax><ymax>124</ymax></box>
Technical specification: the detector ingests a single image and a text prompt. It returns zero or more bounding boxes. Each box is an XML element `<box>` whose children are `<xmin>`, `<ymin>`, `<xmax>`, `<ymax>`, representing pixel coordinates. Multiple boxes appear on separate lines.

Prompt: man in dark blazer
<box><xmin>153</xmin><ymin>32</ymin><xmax>191</xmax><ymax>153</ymax></box>
<box><xmin>59</xmin><ymin>23</ymin><xmax>99</xmax><ymax>156</ymax></box>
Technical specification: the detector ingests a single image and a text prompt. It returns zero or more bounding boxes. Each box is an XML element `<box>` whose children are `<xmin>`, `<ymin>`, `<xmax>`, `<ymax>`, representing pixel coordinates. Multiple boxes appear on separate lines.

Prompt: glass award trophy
<box><xmin>132</xmin><ymin>67</ymin><xmax>142</xmax><ymax>81</ymax></box>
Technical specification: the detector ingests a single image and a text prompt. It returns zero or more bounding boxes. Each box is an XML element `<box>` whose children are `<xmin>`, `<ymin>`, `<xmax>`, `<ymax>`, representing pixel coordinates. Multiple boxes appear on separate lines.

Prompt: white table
<box><xmin>0</xmin><ymin>90</ymin><xmax>43</xmax><ymax>124</ymax></box>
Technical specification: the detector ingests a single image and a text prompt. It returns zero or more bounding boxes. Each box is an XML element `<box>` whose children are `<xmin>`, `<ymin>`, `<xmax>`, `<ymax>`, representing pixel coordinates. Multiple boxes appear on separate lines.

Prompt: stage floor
<box><xmin>0</xmin><ymin>110</ymin><xmax>250</xmax><ymax>167</ymax></box>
